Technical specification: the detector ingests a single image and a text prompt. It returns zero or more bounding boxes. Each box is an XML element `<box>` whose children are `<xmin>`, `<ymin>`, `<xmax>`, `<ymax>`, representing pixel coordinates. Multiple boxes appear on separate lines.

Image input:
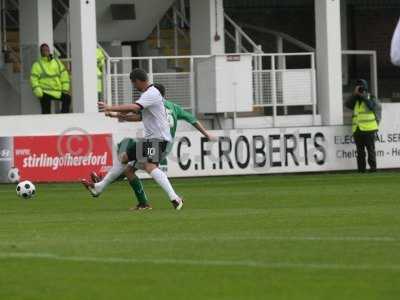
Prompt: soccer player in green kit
<box><xmin>83</xmin><ymin>84</ymin><xmax>215</xmax><ymax>210</ymax></box>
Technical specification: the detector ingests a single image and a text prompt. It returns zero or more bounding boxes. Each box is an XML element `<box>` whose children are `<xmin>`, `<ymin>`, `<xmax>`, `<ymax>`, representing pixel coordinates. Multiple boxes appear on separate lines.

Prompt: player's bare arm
<box><xmin>98</xmin><ymin>101</ymin><xmax>142</xmax><ymax>113</ymax></box>
<box><xmin>119</xmin><ymin>114</ymin><xmax>142</xmax><ymax>122</ymax></box>
<box><xmin>105</xmin><ymin>111</ymin><xmax>142</xmax><ymax>122</ymax></box>
<box><xmin>193</xmin><ymin>121</ymin><xmax>216</xmax><ymax>141</ymax></box>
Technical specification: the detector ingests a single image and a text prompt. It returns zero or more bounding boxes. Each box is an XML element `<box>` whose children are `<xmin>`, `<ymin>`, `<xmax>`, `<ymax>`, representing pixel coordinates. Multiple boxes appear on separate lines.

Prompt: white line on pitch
<box><xmin>0</xmin><ymin>252</ymin><xmax>399</xmax><ymax>271</ymax></box>
<box><xmin>123</xmin><ymin>236</ymin><xmax>400</xmax><ymax>243</ymax></box>
<box><xmin>0</xmin><ymin>236</ymin><xmax>399</xmax><ymax>245</ymax></box>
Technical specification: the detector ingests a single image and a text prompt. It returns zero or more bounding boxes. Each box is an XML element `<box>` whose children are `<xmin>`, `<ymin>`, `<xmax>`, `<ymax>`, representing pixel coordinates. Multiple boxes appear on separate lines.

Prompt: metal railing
<box><xmin>223</xmin><ymin>15</ymin><xmax>316</xmax><ymax>59</ymax></box>
<box><xmin>1</xmin><ymin>0</ymin><xmax>19</xmax><ymax>53</ymax></box>
<box><xmin>107</xmin><ymin>55</ymin><xmax>211</xmax><ymax>113</ymax></box>
<box><xmin>252</xmin><ymin>52</ymin><xmax>317</xmax><ymax>126</ymax></box>
<box><xmin>224</xmin><ymin>13</ymin><xmax>263</xmax><ymax>54</ymax></box>
<box><xmin>150</xmin><ymin>2</ymin><xmax>190</xmax><ymax>69</ymax></box>
<box><xmin>240</xmin><ymin>23</ymin><xmax>315</xmax><ymax>53</ymax></box>
<box><xmin>53</xmin><ymin>0</ymin><xmax>70</xmax><ymax>58</ymax></box>
<box><xmin>106</xmin><ymin>53</ymin><xmax>318</xmax><ymax>125</ymax></box>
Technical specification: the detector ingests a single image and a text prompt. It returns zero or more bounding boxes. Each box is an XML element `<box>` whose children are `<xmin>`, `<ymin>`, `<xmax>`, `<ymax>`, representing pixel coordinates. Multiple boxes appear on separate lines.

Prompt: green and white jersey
<box><xmin>164</xmin><ymin>100</ymin><xmax>198</xmax><ymax>138</ymax></box>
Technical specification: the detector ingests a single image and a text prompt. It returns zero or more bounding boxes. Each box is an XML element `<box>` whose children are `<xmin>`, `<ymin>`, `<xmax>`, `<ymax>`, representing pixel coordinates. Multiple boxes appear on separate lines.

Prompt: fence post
<box><xmin>370</xmin><ymin>51</ymin><xmax>378</xmax><ymax>97</ymax></box>
<box><xmin>190</xmin><ymin>57</ymin><xmax>196</xmax><ymax>115</ymax></box>
<box><xmin>173</xmin><ymin>8</ymin><xmax>179</xmax><ymax>67</ymax></box>
<box><xmin>112</xmin><ymin>61</ymin><xmax>119</xmax><ymax>105</ymax></box>
<box><xmin>106</xmin><ymin>57</ymin><xmax>112</xmax><ymax>105</ymax></box>
<box><xmin>271</xmin><ymin>55</ymin><xmax>277</xmax><ymax>127</ymax></box>
<box><xmin>253</xmin><ymin>55</ymin><xmax>259</xmax><ymax>106</ymax></box>
<box><xmin>235</xmin><ymin>28</ymin><xmax>241</xmax><ymax>53</ymax></box>
<box><xmin>156</xmin><ymin>23</ymin><xmax>161</xmax><ymax>49</ymax></box>
<box><xmin>256</xmin><ymin>47</ymin><xmax>263</xmax><ymax>108</ymax></box>
<box><xmin>276</xmin><ymin>37</ymin><xmax>287</xmax><ymax>116</ymax></box>
<box><xmin>311</xmin><ymin>53</ymin><xmax>317</xmax><ymax>125</ymax></box>
<box><xmin>149</xmin><ymin>58</ymin><xmax>154</xmax><ymax>83</ymax></box>
<box><xmin>276</xmin><ymin>36</ymin><xmax>286</xmax><ymax>69</ymax></box>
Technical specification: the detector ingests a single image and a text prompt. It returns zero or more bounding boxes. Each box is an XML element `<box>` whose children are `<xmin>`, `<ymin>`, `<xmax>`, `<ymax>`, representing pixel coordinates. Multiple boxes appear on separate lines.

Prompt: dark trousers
<box><xmin>40</xmin><ymin>93</ymin><xmax>71</xmax><ymax>114</ymax></box>
<box><xmin>353</xmin><ymin>129</ymin><xmax>377</xmax><ymax>173</ymax></box>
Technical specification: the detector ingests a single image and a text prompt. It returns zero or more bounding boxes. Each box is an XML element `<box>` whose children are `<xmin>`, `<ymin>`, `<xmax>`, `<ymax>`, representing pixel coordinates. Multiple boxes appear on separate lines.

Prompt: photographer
<box><xmin>345</xmin><ymin>79</ymin><xmax>380</xmax><ymax>173</ymax></box>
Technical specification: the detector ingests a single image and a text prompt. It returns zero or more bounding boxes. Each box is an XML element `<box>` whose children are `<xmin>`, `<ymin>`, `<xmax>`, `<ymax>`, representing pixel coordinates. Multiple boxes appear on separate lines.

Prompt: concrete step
<box><xmin>147</xmin><ymin>34</ymin><xmax>190</xmax><ymax>48</ymax></box>
<box><xmin>3</xmin><ymin>48</ymin><xmax>21</xmax><ymax>74</ymax></box>
<box><xmin>161</xmin><ymin>47</ymin><xmax>191</xmax><ymax>56</ymax></box>
<box><xmin>147</xmin><ymin>28</ymin><xmax>191</xmax><ymax>47</ymax></box>
<box><xmin>155</xmin><ymin>28</ymin><xmax>190</xmax><ymax>39</ymax></box>
<box><xmin>12</xmin><ymin>62</ymin><xmax>21</xmax><ymax>73</ymax></box>
<box><xmin>6</xmin><ymin>42</ymin><xmax>20</xmax><ymax>52</ymax></box>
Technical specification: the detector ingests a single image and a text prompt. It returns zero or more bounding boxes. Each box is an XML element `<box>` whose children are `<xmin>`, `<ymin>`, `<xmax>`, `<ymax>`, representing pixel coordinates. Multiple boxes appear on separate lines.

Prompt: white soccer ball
<box><xmin>16</xmin><ymin>181</ymin><xmax>36</xmax><ymax>199</ymax></box>
<box><xmin>8</xmin><ymin>167</ymin><xmax>20</xmax><ymax>183</ymax></box>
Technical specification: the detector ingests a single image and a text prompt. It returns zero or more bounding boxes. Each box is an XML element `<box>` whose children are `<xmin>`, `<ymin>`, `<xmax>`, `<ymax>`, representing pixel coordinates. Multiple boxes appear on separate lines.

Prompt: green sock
<box><xmin>129</xmin><ymin>177</ymin><xmax>149</xmax><ymax>205</ymax></box>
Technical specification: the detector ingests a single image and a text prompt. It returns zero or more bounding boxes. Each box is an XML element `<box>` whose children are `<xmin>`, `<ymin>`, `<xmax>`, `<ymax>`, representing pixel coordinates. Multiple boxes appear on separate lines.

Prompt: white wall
<box><xmin>190</xmin><ymin>0</ymin><xmax>225</xmax><ymax>55</ymax></box>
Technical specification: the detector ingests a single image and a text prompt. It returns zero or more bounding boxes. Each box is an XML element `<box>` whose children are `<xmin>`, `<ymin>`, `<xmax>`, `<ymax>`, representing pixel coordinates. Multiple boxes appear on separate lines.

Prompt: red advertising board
<box><xmin>13</xmin><ymin>134</ymin><xmax>113</xmax><ymax>182</ymax></box>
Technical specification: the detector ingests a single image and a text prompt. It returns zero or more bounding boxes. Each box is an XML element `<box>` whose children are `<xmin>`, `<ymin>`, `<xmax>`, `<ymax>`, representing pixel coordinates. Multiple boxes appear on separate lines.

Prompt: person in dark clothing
<box><xmin>345</xmin><ymin>79</ymin><xmax>380</xmax><ymax>173</ymax></box>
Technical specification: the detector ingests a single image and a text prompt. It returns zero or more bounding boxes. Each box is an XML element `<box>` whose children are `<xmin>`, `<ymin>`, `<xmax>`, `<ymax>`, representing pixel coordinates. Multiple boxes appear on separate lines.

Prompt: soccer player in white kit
<box><xmin>96</xmin><ymin>69</ymin><xmax>183</xmax><ymax>210</ymax></box>
<box><xmin>391</xmin><ymin>18</ymin><xmax>400</xmax><ymax>66</ymax></box>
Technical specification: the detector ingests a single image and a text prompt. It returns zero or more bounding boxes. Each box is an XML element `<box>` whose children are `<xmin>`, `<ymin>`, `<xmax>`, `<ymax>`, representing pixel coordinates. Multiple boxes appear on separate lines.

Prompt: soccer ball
<box><xmin>16</xmin><ymin>181</ymin><xmax>36</xmax><ymax>199</ymax></box>
<box><xmin>8</xmin><ymin>167</ymin><xmax>20</xmax><ymax>183</ymax></box>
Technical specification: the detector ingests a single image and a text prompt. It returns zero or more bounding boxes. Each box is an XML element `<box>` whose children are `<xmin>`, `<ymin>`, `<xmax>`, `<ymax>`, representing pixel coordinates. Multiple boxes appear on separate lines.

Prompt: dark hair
<box><xmin>40</xmin><ymin>43</ymin><xmax>50</xmax><ymax>51</ymax></box>
<box><xmin>40</xmin><ymin>43</ymin><xmax>53</xmax><ymax>60</ymax></box>
<box><xmin>153</xmin><ymin>83</ymin><xmax>166</xmax><ymax>97</ymax></box>
<box><xmin>130</xmin><ymin>68</ymin><xmax>148</xmax><ymax>82</ymax></box>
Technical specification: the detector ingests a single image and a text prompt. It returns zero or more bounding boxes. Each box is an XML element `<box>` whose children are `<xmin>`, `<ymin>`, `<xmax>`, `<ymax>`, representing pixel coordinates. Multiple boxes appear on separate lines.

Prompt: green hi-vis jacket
<box><xmin>97</xmin><ymin>48</ymin><xmax>105</xmax><ymax>93</ymax></box>
<box><xmin>346</xmin><ymin>95</ymin><xmax>379</xmax><ymax>133</ymax></box>
<box><xmin>30</xmin><ymin>56</ymin><xmax>70</xmax><ymax>100</ymax></box>
<box><xmin>352</xmin><ymin>100</ymin><xmax>379</xmax><ymax>133</ymax></box>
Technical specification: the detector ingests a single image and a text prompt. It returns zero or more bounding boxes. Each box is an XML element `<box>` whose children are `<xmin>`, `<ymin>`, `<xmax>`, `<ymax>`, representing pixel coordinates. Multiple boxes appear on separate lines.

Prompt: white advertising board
<box><xmin>1</xmin><ymin>104</ymin><xmax>399</xmax><ymax>181</ymax></box>
<box><xmin>159</xmin><ymin>125</ymin><xmax>400</xmax><ymax>177</ymax></box>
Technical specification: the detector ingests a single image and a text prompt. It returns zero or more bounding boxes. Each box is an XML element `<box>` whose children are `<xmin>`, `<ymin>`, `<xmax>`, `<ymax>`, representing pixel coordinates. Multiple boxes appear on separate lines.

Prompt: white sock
<box><xmin>150</xmin><ymin>168</ymin><xmax>179</xmax><ymax>201</ymax></box>
<box><xmin>95</xmin><ymin>161</ymin><xmax>126</xmax><ymax>194</ymax></box>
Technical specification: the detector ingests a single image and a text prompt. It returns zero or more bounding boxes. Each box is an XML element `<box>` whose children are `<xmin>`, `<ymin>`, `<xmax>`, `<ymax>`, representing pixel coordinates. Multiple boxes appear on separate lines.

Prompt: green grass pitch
<box><xmin>0</xmin><ymin>172</ymin><xmax>400</xmax><ymax>300</ymax></box>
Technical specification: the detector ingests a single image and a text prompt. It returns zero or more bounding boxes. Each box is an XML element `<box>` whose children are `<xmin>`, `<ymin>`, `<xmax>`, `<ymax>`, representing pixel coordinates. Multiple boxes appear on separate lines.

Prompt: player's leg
<box><xmin>82</xmin><ymin>155</ymin><xmax>126</xmax><ymax>197</ymax></box>
<box><xmin>143</xmin><ymin>162</ymin><xmax>183</xmax><ymax>210</ymax></box>
<box><xmin>95</xmin><ymin>138</ymin><xmax>138</xmax><ymax>193</ymax></box>
<box><xmin>125</xmin><ymin>166</ymin><xmax>152</xmax><ymax>210</ymax></box>
<box><xmin>141</xmin><ymin>140</ymin><xmax>183</xmax><ymax>209</ymax></box>
<box><xmin>93</xmin><ymin>155</ymin><xmax>127</xmax><ymax>194</ymax></box>
<box><xmin>82</xmin><ymin>138</ymin><xmax>134</xmax><ymax>196</ymax></box>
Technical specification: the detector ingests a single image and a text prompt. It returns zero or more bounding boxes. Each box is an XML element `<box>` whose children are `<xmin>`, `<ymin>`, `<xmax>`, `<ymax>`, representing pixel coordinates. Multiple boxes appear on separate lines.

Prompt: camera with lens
<box><xmin>358</xmin><ymin>86</ymin><xmax>366</xmax><ymax>93</ymax></box>
<box><xmin>356</xmin><ymin>79</ymin><xmax>368</xmax><ymax>94</ymax></box>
